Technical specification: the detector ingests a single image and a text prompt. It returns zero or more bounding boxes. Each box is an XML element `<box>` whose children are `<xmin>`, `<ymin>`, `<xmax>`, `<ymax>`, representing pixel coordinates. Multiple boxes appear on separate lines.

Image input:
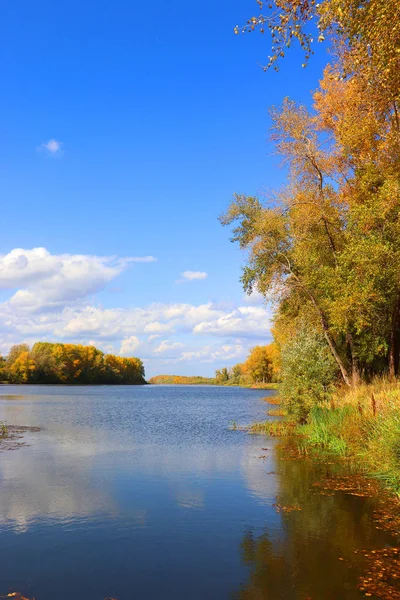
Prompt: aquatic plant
<box><xmin>249</xmin><ymin>419</ymin><xmax>297</xmax><ymax>437</ymax></box>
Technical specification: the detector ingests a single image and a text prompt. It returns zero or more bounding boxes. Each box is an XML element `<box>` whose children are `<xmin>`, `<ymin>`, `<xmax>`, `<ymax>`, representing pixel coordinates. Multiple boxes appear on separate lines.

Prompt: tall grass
<box><xmin>302</xmin><ymin>379</ymin><xmax>400</xmax><ymax>493</ymax></box>
<box><xmin>249</xmin><ymin>419</ymin><xmax>298</xmax><ymax>436</ymax></box>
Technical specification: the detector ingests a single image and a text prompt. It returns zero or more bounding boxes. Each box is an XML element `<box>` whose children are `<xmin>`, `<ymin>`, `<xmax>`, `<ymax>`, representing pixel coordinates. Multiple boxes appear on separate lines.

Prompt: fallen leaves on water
<box><xmin>311</xmin><ymin>473</ymin><xmax>400</xmax><ymax>597</ymax></box>
<box><xmin>278</xmin><ymin>444</ymin><xmax>305</xmax><ymax>460</ymax></box>
<box><xmin>1</xmin><ymin>594</ymin><xmax>32</xmax><ymax>599</ymax></box>
<box><xmin>1</xmin><ymin>595</ymin><xmax>117</xmax><ymax>600</ymax></box>
<box><xmin>313</xmin><ymin>475</ymin><xmax>400</xmax><ymax>537</ymax></box>
<box><xmin>313</xmin><ymin>475</ymin><xmax>379</xmax><ymax>498</ymax></box>
<box><xmin>358</xmin><ymin>547</ymin><xmax>400</xmax><ymax>599</ymax></box>
<box><xmin>273</xmin><ymin>496</ymin><xmax>302</xmax><ymax>513</ymax></box>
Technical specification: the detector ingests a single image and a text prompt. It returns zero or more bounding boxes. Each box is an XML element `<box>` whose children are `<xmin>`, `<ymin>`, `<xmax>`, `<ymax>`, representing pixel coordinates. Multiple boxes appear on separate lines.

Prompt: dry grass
<box><xmin>302</xmin><ymin>378</ymin><xmax>400</xmax><ymax>493</ymax></box>
<box><xmin>249</xmin><ymin>419</ymin><xmax>298</xmax><ymax>436</ymax></box>
<box><xmin>263</xmin><ymin>395</ymin><xmax>282</xmax><ymax>405</ymax></box>
<box><xmin>267</xmin><ymin>407</ymin><xmax>287</xmax><ymax>417</ymax></box>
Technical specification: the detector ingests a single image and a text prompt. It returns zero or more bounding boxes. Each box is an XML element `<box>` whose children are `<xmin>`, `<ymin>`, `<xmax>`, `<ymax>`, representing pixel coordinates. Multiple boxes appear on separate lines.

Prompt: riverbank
<box><xmin>253</xmin><ymin>379</ymin><xmax>400</xmax><ymax>495</ymax></box>
<box><xmin>248</xmin><ymin>384</ymin><xmax>400</xmax><ymax>599</ymax></box>
<box><xmin>148</xmin><ymin>375</ymin><xmax>278</xmax><ymax>390</ymax></box>
<box><xmin>301</xmin><ymin>380</ymin><xmax>400</xmax><ymax>494</ymax></box>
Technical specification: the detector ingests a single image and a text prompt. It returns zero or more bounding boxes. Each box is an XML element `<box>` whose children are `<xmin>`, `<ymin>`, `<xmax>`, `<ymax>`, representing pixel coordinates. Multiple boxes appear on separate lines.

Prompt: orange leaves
<box><xmin>3</xmin><ymin>342</ymin><xmax>145</xmax><ymax>385</ymax></box>
<box><xmin>244</xmin><ymin>344</ymin><xmax>278</xmax><ymax>384</ymax></box>
<box><xmin>1</xmin><ymin>594</ymin><xmax>119</xmax><ymax>600</ymax></box>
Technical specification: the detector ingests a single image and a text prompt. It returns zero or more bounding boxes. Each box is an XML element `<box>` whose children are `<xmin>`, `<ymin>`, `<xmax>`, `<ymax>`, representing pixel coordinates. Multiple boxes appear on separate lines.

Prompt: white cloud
<box><xmin>180</xmin><ymin>271</ymin><xmax>208</xmax><ymax>281</ymax></box>
<box><xmin>144</xmin><ymin>321</ymin><xmax>175</xmax><ymax>334</ymax></box>
<box><xmin>0</xmin><ymin>248</ymin><xmax>273</xmax><ymax>374</ymax></box>
<box><xmin>0</xmin><ymin>299</ymin><xmax>272</xmax><ymax>345</ymax></box>
<box><xmin>193</xmin><ymin>306</ymin><xmax>273</xmax><ymax>338</ymax></box>
<box><xmin>120</xmin><ymin>336</ymin><xmax>141</xmax><ymax>356</ymax></box>
<box><xmin>243</xmin><ymin>290</ymin><xmax>265</xmax><ymax>305</ymax></box>
<box><xmin>179</xmin><ymin>344</ymin><xmax>245</xmax><ymax>363</ymax></box>
<box><xmin>38</xmin><ymin>139</ymin><xmax>63</xmax><ymax>155</ymax></box>
<box><xmin>128</xmin><ymin>256</ymin><xmax>157</xmax><ymax>263</ymax></box>
<box><xmin>154</xmin><ymin>340</ymin><xmax>184</xmax><ymax>355</ymax></box>
<box><xmin>0</xmin><ymin>248</ymin><xmax>155</xmax><ymax>313</ymax></box>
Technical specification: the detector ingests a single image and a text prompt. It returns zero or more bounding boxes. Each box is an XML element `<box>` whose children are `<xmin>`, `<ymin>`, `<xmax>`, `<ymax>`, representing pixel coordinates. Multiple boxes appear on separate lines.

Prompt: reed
<box><xmin>301</xmin><ymin>379</ymin><xmax>400</xmax><ymax>493</ymax></box>
<box><xmin>249</xmin><ymin>419</ymin><xmax>298</xmax><ymax>436</ymax></box>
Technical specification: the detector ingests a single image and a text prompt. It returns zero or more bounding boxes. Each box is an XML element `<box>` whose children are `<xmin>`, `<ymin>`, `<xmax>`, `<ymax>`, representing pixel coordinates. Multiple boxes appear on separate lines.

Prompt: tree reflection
<box><xmin>234</xmin><ymin>446</ymin><xmax>396</xmax><ymax>600</ymax></box>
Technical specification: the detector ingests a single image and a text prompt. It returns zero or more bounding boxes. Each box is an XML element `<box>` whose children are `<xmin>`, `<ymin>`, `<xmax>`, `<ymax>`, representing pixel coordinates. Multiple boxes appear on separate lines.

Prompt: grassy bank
<box><xmin>149</xmin><ymin>375</ymin><xmax>279</xmax><ymax>389</ymax></box>
<box><xmin>244</xmin><ymin>382</ymin><xmax>279</xmax><ymax>390</ymax></box>
<box><xmin>301</xmin><ymin>381</ymin><xmax>400</xmax><ymax>493</ymax></box>
<box><xmin>252</xmin><ymin>379</ymin><xmax>400</xmax><ymax>495</ymax></box>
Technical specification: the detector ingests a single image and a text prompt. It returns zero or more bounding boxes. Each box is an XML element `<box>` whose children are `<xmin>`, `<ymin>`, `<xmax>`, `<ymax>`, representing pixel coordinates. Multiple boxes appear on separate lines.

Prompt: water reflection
<box><xmin>0</xmin><ymin>386</ymin><xmax>395</xmax><ymax>600</ymax></box>
<box><xmin>234</xmin><ymin>446</ymin><xmax>396</xmax><ymax>600</ymax></box>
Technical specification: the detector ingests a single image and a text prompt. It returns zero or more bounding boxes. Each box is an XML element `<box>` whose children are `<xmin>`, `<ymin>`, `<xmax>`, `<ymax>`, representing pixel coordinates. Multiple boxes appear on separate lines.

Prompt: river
<box><xmin>0</xmin><ymin>384</ymin><xmax>395</xmax><ymax>599</ymax></box>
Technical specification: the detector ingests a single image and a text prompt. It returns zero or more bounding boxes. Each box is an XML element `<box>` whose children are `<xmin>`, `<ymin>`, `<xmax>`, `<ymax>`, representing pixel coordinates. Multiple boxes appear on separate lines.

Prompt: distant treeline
<box><xmin>0</xmin><ymin>342</ymin><xmax>146</xmax><ymax>385</ymax></box>
<box><xmin>148</xmin><ymin>375</ymin><xmax>215</xmax><ymax>385</ymax></box>
<box><xmin>150</xmin><ymin>344</ymin><xmax>280</xmax><ymax>387</ymax></box>
<box><xmin>215</xmin><ymin>344</ymin><xmax>280</xmax><ymax>386</ymax></box>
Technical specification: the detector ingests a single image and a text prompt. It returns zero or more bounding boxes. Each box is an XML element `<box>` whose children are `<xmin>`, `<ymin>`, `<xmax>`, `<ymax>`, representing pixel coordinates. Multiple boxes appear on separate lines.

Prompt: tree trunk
<box><xmin>346</xmin><ymin>332</ymin><xmax>360</xmax><ymax>386</ymax></box>
<box><xmin>389</xmin><ymin>293</ymin><xmax>400</xmax><ymax>379</ymax></box>
<box><xmin>322</xmin><ymin>322</ymin><xmax>352</xmax><ymax>387</ymax></box>
<box><xmin>293</xmin><ymin>278</ymin><xmax>352</xmax><ymax>386</ymax></box>
<box><xmin>317</xmin><ymin>307</ymin><xmax>352</xmax><ymax>386</ymax></box>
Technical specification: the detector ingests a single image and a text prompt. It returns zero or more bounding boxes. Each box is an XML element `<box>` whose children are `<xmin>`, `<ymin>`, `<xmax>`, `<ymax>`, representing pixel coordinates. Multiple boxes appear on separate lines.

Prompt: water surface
<box><xmin>0</xmin><ymin>385</ymin><xmax>395</xmax><ymax>599</ymax></box>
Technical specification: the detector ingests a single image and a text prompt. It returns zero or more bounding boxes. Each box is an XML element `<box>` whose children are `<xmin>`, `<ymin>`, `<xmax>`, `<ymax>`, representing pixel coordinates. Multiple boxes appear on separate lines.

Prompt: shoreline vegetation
<box><xmin>148</xmin><ymin>374</ymin><xmax>278</xmax><ymax>389</ymax></box>
<box><xmin>0</xmin><ymin>342</ymin><xmax>146</xmax><ymax>385</ymax></box>
<box><xmin>219</xmin><ymin>0</ymin><xmax>400</xmax><ymax>540</ymax></box>
<box><xmin>149</xmin><ymin>343</ymin><xmax>280</xmax><ymax>389</ymax></box>
<box><xmin>250</xmin><ymin>380</ymin><xmax>400</xmax><ymax>496</ymax></box>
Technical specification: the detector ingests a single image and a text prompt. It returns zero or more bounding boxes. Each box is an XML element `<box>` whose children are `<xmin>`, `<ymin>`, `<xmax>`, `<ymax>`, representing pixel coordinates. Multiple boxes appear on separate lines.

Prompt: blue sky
<box><xmin>0</xmin><ymin>0</ymin><xmax>329</xmax><ymax>376</ymax></box>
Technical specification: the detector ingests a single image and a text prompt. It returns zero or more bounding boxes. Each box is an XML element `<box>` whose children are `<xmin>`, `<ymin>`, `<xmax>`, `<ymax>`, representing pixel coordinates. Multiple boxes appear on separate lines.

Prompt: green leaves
<box><xmin>280</xmin><ymin>327</ymin><xmax>338</xmax><ymax>423</ymax></box>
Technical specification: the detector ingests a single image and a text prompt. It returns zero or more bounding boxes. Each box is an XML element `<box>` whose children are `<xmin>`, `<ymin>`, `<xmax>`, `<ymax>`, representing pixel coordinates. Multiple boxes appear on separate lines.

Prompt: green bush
<box><xmin>280</xmin><ymin>328</ymin><xmax>338</xmax><ymax>423</ymax></box>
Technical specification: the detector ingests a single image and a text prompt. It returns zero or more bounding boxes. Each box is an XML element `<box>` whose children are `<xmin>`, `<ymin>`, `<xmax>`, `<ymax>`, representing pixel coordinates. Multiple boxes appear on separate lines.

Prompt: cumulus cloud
<box><xmin>38</xmin><ymin>139</ymin><xmax>63</xmax><ymax>155</ymax></box>
<box><xmin>120</xmin><ymin>336</ymin><xmax>141</xmax><ymax>356</ymax></box>
<box><xmin>193</xmin><ymin>306</ymin><xmax>273</xmax><ymax>339</ymax></box>
<box><xmin>147</xmin><ymin>334</ymin><xmax>161</xmax><ymax>342</ymax></box>
<box><xmin>0</xmin><ymin>248</ymin><xmax>155</xmax><ymax>313</ymax></box>
<box><xmin>154</xmin><ymin>340</ymin><xmax>184</xmax><ymax>355</ymax></box>
<box><xmin>180</xmin><ymin>271</ymin><xmax>208</xmax><ymax>282</ymax></box>
<box><xmin>44</xmin><ymin>302</ymin><xmax>271</xmax><ymax>341</ymax></box>
<box><xmin>0</xmin><ymin>248</ymin><xmax>273</xmax><ymax>373</ymax></box>
<box><xmin>0</xmin><ymin>297</ymin><xmax>272</xmax><ymax>346</ymax></box>
<box><xmin>144</xmin><ymin>321</ymin><xmax>175</xmax><ymax>334</ymax></box>
<box><xmin>180</xmin><ymin>344</ymin><xmax>245</xmax><ymax>363</ymax></box>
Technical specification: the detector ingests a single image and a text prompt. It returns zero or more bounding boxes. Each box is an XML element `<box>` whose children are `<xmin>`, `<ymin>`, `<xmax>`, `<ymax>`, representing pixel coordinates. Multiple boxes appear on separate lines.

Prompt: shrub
<box><xmin>280</xmin><ymin>328</ymin><xmax>338</xmax><ymax>423</ymax></box>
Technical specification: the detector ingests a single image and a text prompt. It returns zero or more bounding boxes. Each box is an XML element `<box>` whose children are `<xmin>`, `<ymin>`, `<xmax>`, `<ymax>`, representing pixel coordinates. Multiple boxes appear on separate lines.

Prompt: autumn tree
<box><xmin>4</xmin><ymin>342</ymin><xmax>146</xmax><ymax>385</ymax></box>
<box><xmin>6</xmin><ymin>344</ymin><xmax>30</xmax><ymax>367</ymax></box>
<box><xmin>8</xmin><ymin>350</ymin><xmax>36</xmax><ymax>383</ymax></box>
<box><xmin>245</xmin><ymin>345</ymin><xmax>275</xmax><ymax>384</ymax></box>
<box><xmin>237</xmin><ymin>0</ymin><xmax>400</xmax><ymax>94</ymax></box>
<box><xmin>230</xmin><ymin>363</ymin><xmax>245</xmax><ymax>385</ymax></box>
<box><xmin>222</xmin><ymin>55</ymin><xmax>400</xmax><ymax>386</ymax></box>
<box><xmin>215</xmin><ymin>367</ymin><xmax>230</xmax><ymax>384</ymax></box>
